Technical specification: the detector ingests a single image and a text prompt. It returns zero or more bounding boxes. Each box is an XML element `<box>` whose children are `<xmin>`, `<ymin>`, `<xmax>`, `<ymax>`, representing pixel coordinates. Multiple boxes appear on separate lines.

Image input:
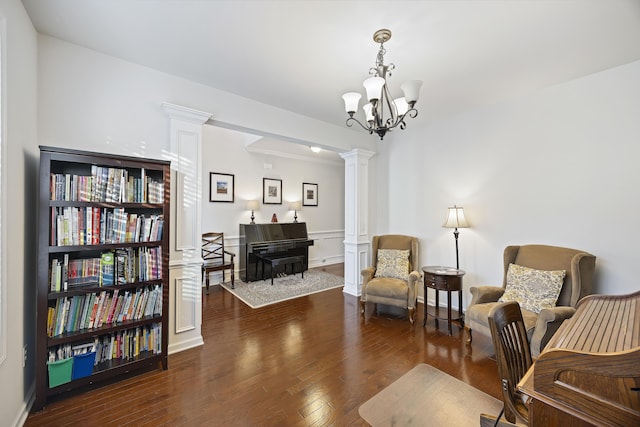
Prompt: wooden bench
<box><xmin>255</xmin><ymin>254</ymin><xmax>305</xmax><ymax>285</ymax></box>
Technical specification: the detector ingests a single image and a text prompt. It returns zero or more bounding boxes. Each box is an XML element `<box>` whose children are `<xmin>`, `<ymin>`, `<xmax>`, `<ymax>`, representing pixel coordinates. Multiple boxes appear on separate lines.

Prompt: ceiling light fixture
<box><xmin>310</xmin><ymin>146</ymin><xmax>322</xmax><ymax>153</ymax></box>
<box><xmin>342</xmin><ymin>29</ymin><xmax>423</xmax><ymax>141</ymax></box>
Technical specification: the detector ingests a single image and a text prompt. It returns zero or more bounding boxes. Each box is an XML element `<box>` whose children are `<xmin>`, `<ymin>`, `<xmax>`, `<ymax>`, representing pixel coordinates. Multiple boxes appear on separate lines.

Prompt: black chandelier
<box><xmin>342</xmin><ymin>29</ymin><xmax>422</xmax><ymax>140</ymax></box>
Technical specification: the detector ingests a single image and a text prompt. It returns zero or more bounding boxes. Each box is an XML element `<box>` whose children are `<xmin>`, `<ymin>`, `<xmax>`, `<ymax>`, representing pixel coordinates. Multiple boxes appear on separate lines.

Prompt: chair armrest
<box><xmin>224</xmin><ymin>250</ymin><xmax>235</xmax><ymax>260</ymax></box>
<box><xmin>530</xmin><ymin>306</ymin><xmax>576</xmax><ymax>357</ymax></box>
<box><xmin>407</xmin><ymin>270</ymin><xmax>421</xmax><ymax>307</ymax></box>
<box><xmin>468</xmin><ymin>286</ymin><xmax>505</xmax><ymax>306</ymax></box>
<box><xmin>361</xmin><ymin>267</ymin><xmax>375</xmax><ymax>286</ymax></box>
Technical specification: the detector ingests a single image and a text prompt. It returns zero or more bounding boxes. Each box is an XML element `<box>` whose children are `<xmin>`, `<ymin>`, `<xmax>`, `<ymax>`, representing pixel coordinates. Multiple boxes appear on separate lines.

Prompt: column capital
<box><xmin>162</xmin><ymin>102</ymin><xmax>212</xmax><ymax>124</ymax></box>
<box><xmin>340</xmin><ymin>148</ymin><xmax>376</xmax><ymax>161</ymax></box>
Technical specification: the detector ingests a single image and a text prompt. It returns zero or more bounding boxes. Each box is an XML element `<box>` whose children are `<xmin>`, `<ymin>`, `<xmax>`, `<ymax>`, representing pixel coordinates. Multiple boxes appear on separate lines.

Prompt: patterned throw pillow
<box><xmin>374</xmin><ymin>249</ymin><xmax>410</xmax><ymax>280</ymax></box>
<box><xmin>499</xmin><ymin>263</ymin><xmax>566</xmax><ymax>313</ymax></box>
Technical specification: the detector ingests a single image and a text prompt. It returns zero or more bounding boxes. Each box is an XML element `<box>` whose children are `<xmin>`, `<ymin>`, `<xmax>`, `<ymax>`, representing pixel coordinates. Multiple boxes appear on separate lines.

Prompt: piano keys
<box><xmin>239</xmin><ymin>222</ymin><xmax>314</xmax><ymax>282</ymax></box>
<box><xmin>518</xmin><ymin>290</ymin><xmax>640</xmax><ymax>426</ymax></box>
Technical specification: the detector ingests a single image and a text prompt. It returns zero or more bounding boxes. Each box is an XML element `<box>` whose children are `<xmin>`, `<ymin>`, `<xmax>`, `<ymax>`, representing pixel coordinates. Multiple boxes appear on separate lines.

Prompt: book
<box><xmin>99</xmin><ymin>252</ymin><xmax>115</xmax><ymax>286</ymax></box>
<box><xmin>62</xmin><ymin>254</ymin><xmax>69</xmax><ymax>291</ymax></box>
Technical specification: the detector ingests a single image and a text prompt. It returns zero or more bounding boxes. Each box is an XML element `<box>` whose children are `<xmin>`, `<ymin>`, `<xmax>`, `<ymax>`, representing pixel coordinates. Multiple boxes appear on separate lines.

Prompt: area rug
<box><xmin>359</xmin><ymin>363</ymin><xmax>503</xmax><ymax>426</ymax></box>
<box><xmin>219</xmin><ymin>270</ymin><xmax>344</xmax><ymax>308</ymax></box>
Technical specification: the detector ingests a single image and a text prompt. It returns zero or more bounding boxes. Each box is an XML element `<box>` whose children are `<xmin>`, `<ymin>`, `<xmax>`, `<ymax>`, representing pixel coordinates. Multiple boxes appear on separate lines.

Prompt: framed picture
<box><xmin>302</xmin><ymin>182</ymin><xmax>318</xmax><ymax>206</ymax></box>
<box><xmin>209</xmin><ymin>172</ymin><xmax>234</xmax><ymax>202</ymax></box>
<box><xmin>263</xmin><ymin>178</ymin><xmax>282</xmax><ymax>204</ymax></box>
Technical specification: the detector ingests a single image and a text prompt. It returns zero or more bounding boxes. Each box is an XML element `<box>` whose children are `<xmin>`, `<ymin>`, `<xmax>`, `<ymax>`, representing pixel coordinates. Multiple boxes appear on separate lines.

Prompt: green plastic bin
<box><xmin>47</xmin><ymin>357</ymin><xmax>73</xmax><ymax>388</ymax></box>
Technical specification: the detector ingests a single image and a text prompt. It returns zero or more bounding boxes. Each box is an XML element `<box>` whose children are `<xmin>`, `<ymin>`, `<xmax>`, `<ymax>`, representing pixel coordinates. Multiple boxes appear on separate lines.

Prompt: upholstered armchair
<box><xmin>360</xmin><ymin>235</ymin><xmax>421</xmax><ymax>323</ymax></box>
<box><xmin>465</xmin><ymin>244</ymin><xmax>595</xmax><ymax>357</ymax></box>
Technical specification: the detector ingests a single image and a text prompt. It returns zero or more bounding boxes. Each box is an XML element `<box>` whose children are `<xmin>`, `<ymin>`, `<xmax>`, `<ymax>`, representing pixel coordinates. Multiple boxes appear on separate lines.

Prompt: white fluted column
<box><xmin>340</xmin><ymin>149</ymin><xmax>375</xmax><ymax>296</ymax></box>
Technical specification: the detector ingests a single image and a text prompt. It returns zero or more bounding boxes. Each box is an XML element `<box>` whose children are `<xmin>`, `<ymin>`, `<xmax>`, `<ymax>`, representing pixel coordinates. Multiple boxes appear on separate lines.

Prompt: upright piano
<box><xmin>518</xmin><ymin>290</ymin><xmax>640</xmax><ymax>426</ymax></box>
<box><xmin>239</xmin><ymin>222</ymin><xmax>314</xmax><ymax>282</ymax></box>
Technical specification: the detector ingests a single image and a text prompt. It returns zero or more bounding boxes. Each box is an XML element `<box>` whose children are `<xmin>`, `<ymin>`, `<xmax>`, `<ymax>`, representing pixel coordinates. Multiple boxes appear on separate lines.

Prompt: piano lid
<box><xmin>241</xmin><ymin>222</ymin><xmax>309</xmax><ymax>243</ymax></box>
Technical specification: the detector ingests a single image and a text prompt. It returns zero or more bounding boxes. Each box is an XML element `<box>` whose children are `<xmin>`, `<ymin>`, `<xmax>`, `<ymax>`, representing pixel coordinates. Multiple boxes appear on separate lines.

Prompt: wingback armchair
<box><xmin>465</xmin><ymin>244</ymin><xmax>596</xmax><ymax>357</ymax></box>
<box><xmin>360</xmin><ymin>235</ymin><xmax>421</xmax><ymax>323</ymax></box>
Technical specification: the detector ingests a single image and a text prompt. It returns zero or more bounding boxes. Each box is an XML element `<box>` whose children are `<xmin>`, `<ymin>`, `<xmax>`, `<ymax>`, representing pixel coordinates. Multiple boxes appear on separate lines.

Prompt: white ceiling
<box><xmin>22</xmin><ymin>0</ymin><xmax>640</xmax><ymax>158</ymax></box>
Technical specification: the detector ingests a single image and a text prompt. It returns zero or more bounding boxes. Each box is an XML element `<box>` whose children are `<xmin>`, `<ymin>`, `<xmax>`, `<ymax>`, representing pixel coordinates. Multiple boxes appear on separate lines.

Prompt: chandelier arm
<box><xmin>386</xmin><ymin>107</ymin><xmax>418</xmax><ymax>132</ymax></box>
<box><xmin>395</xmin><ymin>107</ymin><xmax>418</xmax><ymax>124</ymax></box>
<box><xmin>346</xmin><ymin>116</ymin><xmax>374</xmax><ymax>132</ymax></box>
<box><xmin>382</xmin><ymin>84</ymin><xmax>397</xmax><ymax>124</ymax></box>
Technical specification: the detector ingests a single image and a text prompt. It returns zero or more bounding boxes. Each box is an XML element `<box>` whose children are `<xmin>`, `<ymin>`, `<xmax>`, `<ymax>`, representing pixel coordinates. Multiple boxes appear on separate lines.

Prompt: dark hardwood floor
<box><xmin>25</xmin><ymin>264</ymin><xmax>501</xmax><ymax>426</ymax></box>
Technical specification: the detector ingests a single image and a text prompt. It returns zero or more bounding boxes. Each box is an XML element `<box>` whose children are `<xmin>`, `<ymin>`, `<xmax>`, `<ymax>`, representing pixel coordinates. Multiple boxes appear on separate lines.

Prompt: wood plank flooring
<box><xmin>25</xmin><ymin>264</ymin><xmax>501</xmax><ymax>426</ymax></box>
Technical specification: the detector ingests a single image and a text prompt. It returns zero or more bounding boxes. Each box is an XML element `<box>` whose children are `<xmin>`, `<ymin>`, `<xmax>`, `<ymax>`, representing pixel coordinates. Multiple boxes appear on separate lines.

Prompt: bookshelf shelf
<box><xmin>47</xmin><ymin>279</ymin><xmax>164</xmax><ymax>299</ymax></box>
<box><xmin>47</xmin><ymin>352</ymin><xmax>164</xmax><ymax>396</ymax></box>
<box><xmin>46</xmin><ymin>314</ymin><xmax>164</xmax><ymax>346</ymax></box>
<box><xmin>49</xmin><ymin>200</ymin><xmax>165</xmax><ymax>209</ymax></box>
<box><xmin>35</xmin><ymin>146</ymin><xmax>171</xmax><ymax>411</ymax></box>
<box><xmin>48</xmin><ymin>241</ymin><xmax>163</xmax><ymax>253</ymax></box>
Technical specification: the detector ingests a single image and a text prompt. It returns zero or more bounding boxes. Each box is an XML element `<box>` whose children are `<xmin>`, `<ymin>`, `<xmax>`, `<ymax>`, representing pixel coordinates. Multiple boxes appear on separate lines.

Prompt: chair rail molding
<box><xmin>340</xmin><ymin>149</ymin><xmax>375</xmax><ymax>297</ymax></box>
<box><xmin>163</xmin><ymin>102</ymin><xmax>211</xmax><ymax>354</ymax></box>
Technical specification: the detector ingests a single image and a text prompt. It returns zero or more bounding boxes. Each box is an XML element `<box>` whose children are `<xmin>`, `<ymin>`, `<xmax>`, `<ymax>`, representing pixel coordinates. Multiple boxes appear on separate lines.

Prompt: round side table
<box><xmin>422</xmin><ymin>266</ymin><xmax>465</xmax><ymax>335</ymax></box>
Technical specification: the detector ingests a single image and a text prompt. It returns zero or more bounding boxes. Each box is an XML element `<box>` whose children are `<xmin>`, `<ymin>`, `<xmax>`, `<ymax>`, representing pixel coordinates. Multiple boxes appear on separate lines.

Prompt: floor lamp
<box><xmin>442</xmin><ymin>205</ymin><xmax>470</xmax><ymax>270</ymax></box>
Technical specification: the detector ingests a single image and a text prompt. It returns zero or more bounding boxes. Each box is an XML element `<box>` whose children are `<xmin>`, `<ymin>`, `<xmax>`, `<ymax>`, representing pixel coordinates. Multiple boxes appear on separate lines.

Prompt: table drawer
<box><xmin>425</xmin><ymin>274</ymin><xmax>448</xmax><ymax>290</ymax></box>
<box><xmin>424</xmin><ymin>274</ymin><xmax>463</xmax><ymax>291</ymax></box>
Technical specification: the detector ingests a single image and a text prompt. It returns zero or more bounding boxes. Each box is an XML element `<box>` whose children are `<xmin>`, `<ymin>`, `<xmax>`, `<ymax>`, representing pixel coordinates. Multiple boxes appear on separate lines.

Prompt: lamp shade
<box><xmin>342</xmin><ymin>92</ymin><xmax>361</xmax><ymax>113</ymax></box>
<box><xmin>288</xmin><ymin>201</ymin><xmax>302</xmax><ymax>211</ymax></box>
<box><xmin>363</xmin><ymin>103</ymin><xmax>374</xmax><ymax>122</ymax></box>
<box><xmin>246</xmin><ymin>200</ymin><xmax>259</xmax><ymax>211</ymax></box>
<box><xmin>363</xmin><ymin>76</ymin><xmax>385</xmax><ymax>102</ymax></box>
<box><xmin>400</xmin><ymin>80</ymin><xmax>423</xmax><ymax>104</ymax></box>
<box><xmin>442</xmin><ymin>205</ymin><xmax>469</xmax><ymax>229</ymax></box>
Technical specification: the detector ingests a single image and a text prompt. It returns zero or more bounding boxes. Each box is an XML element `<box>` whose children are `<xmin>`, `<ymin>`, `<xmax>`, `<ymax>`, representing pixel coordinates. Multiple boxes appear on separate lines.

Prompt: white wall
<box><xmin>0</xmin><ymin>1</ymin><xmax>38</xmax><ymax>425</ymax></box>
<box><xmin>380</xmin><ymin>60</ymin><xmax>640</xmax><ymax>308</ymax></box>
<box><xmin>36</xmin><ymin>38</ymin><xmax>372</xmax><ymax>158</ymax></box>
<box><xmin>201</xmin><ymin>125</ymin><xmax>345</xmax><ymax>274</ymax></box>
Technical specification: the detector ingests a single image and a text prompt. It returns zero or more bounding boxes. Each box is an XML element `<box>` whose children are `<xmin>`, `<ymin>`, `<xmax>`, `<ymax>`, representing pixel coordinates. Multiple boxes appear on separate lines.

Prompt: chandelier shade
<box><xmin>400</xmin><ymin>80</ymin><xmax>423</xmax><ymax>103</ymax></box>
<box><xmin>342</xmin><ymin>29</ymin><xmax>422</xmax><ymax>140</ymax></box>
<box><xmin>363</xmin><ymin>76</ymin><xmax>385</xmax><ymax>102</ymax></box>
<box><xmin>342</xmin><ymin>92</ymin><xmax>362</xmax><ymax>114</ymax></box>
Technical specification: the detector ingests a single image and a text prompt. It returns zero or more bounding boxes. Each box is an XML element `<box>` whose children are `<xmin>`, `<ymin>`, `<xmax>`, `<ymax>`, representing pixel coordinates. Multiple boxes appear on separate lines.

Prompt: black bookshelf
<box><xmin>34</xmin><ymin>146</ymin><xmax>171</xmax><ymax>410</ymax></box>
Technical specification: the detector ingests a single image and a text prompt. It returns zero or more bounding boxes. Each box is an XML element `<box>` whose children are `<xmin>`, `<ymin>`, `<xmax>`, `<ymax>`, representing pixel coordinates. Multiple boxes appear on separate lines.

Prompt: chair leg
<box><xmin>230</xmin><ymin>266</ymin><xmax>235</xmax><ymax>289</ymax></box>
<box><xmin>408</xmin><ymin>307</ymin><xmax>416</xmax><ymax>324</ymax></box>
<box><xmin>362</xmin><ymin>301</ymin><xmax>376</xmax><ymax>321</ymax></box>
<box><xmin>205</xmin><ymin>270</ymin><xmax>210</xmax><ymax>295</ymax></box>
<box><xmin>465</xmin><ymin>325</ymin><xmax>473</xmax><ymax>343</ymax></box>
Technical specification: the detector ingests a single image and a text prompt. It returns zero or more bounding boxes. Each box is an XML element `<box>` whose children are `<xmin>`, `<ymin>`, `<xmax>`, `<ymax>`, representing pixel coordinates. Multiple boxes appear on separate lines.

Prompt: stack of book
<box><xmin>50</xmin><ymin>206</ymin><xmax>164</xmax><ymax>246</ymax></box>
<box><xmin>47</xmin><ymin>323</ymin><xmax>162</xmax><ymax>364</ymax></box>
<box><xmin>50</xmin><ymin>167</ymin><xmax>164</xmax><ymax>204</ymax></box>
<box><xmin>49</xmin><ymin>246</ymin><xmax>163</xmax><ymax>291</ymax></box>
<box><xmin>46</xmin><ymin>285</ymin><xmax>163</xmax><ymax>337</ymax></box>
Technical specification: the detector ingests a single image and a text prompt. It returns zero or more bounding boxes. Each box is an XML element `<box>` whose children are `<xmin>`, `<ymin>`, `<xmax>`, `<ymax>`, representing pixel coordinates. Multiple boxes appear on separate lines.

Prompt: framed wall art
<box><xmin>302</xmin><ymin>182</ymin><xmax>318</xmax><ymax>206</ymax></box>
<box><xmin>263</xmin><ymin>178</ymin><xmax>282</xmax><ymax>204</ymax></box>
<box><xmin>209</xmin><ymin>172</ymin><xmax>235</xmax><ymax>202</ymax></box>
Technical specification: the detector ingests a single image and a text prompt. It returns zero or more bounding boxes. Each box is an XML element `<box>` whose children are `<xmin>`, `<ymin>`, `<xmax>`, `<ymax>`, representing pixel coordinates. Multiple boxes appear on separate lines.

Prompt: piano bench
<box><xmin>256</xmin><ymin>255</ymin><xmax>305</xmax><ymax>285</ymax></box>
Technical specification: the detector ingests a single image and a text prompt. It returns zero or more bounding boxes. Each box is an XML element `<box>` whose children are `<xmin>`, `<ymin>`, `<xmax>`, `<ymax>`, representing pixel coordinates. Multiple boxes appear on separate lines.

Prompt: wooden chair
<box><xmin>202</xmin><ymin>232</ymin><xmax>235</xmax><ymax>293</ymax></box>
<box><xmin>487</xmin><ymin>301</ymin><xmax>532</xmax><ymax>425</ymax></box>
